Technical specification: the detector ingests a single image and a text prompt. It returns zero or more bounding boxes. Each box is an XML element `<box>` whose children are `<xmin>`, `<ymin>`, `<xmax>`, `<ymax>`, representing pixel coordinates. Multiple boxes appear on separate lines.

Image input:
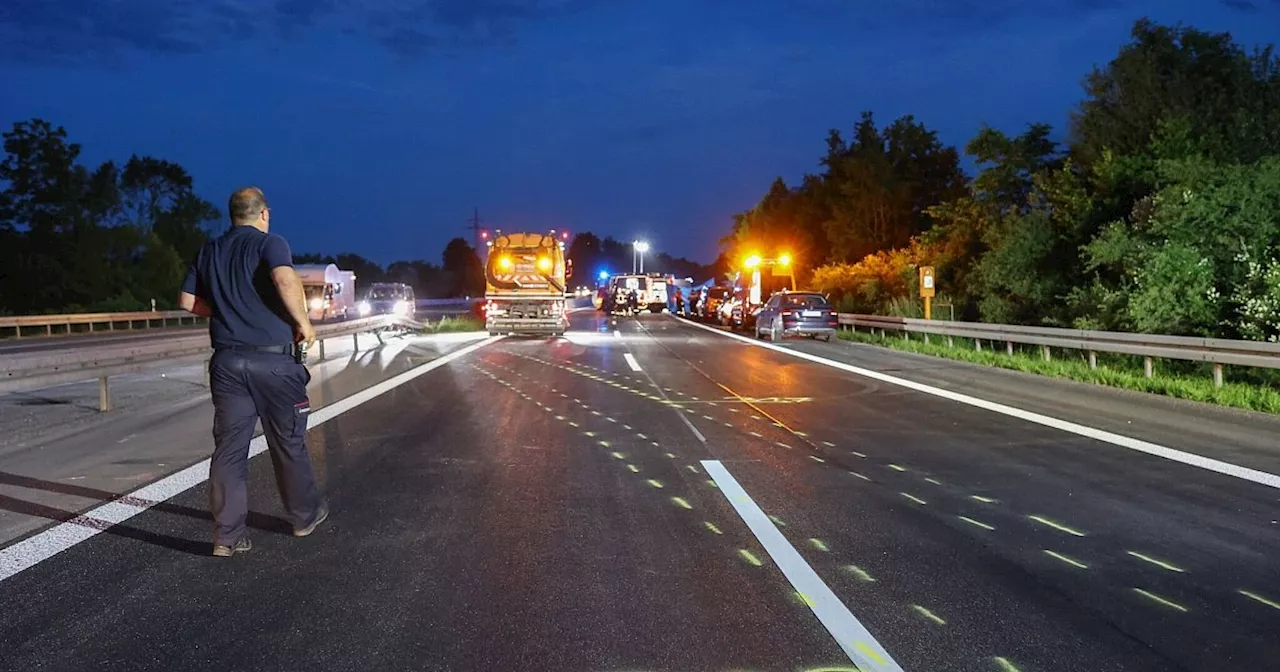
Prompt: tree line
<box><xmin>0</xmin><ymin>119</ymin><xmax>501</xmax><ymax>314</ymax></box>
<box><xmin>723</xmin><ymin>19</ymin><xmax>1280</xmax><ymax>341</ymax></box>
<box><xmin>0</xmin><ymin>117</ymin><xmax>710</xmax><ymax>314</ymax></box>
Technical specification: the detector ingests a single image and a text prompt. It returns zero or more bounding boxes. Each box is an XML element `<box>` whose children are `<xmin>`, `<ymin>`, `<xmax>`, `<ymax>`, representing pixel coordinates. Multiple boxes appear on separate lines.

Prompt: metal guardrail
<box><xmin>0</xmin><ymin>300</ymin><xmax>483</xmax><ymax>339</ymax></box>
<box><xmin>0</xmin><ymin>310</ymin><xmax>204</xmax><ymax>338</ymax></box>
<box><xmin>0</xmin><ymin>315</ymin><xmax>413</xmax><ymax>411</ymax></box>
<box><xmin>839</xmin><ymin>314</ymin><xmax>1280</xmax><ymax>386</ymax></box>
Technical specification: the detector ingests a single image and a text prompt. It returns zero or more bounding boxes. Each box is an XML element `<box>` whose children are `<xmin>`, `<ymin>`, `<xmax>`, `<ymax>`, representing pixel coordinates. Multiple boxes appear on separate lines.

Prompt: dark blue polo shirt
<box><xmin>182</xmin><ymin>226</ymin><xmax>296</xmax><ymax>349</ymax></box>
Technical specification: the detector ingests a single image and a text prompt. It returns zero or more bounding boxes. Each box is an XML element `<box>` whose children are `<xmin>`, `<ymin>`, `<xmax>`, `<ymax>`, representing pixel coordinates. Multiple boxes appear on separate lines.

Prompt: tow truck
<box><xmin>734</xmin><ymin>253</ymin><xmax>796</xmax><ymax>331</ymax></box>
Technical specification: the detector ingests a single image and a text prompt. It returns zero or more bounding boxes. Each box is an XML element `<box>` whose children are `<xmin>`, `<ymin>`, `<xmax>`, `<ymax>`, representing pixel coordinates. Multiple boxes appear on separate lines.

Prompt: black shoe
<box><xmin>293</xmin><ymin>502</ymin><xmax>330</xmax><ymax>537</ymax></box>
<box><xmin>212</xmin><ymin>537</ymin><xmax>252</xmax><ymax>557</ymax></box>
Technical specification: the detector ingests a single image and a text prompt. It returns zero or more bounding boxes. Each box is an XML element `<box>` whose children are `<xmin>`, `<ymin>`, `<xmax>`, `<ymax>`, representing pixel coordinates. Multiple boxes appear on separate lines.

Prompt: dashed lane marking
<box><xmin>1044</xmin><ymin>550</ymin><xmax>1088</xmax><ymax>569</ymax></box>
<box><xmin>1127</xmin><ymin>551</ymin><xmax>1185</xmax><ymax>573</ymax></box>
<box><xmin>1239</xmin><ymin>590</ymin><xmax>1280</xmax><ymax>611</ymax></box>
<box><xmin>1027</xmin><ymin>515</ymin><xmax>1086</xmax><ymax>537</ymax></box>
<box><xmin>1133</xmin><ymin>588</ymin><xmax>1189</xmax><ymax>613</ymax></box>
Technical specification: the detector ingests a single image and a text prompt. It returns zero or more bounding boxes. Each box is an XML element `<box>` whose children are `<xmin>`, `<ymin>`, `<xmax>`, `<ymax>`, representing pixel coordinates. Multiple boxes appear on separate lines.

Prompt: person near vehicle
<box><xmin>178</xmin><ymin>186</ymin><xmax>329</xmax><ymax>558</ymax></box>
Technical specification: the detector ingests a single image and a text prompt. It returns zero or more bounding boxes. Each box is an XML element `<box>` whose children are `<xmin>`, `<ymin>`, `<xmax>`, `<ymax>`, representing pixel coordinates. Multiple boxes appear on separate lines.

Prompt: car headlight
<box><xmin>393</xmin><ymin>300</ymin><xmax>409</xmax><ymax>315</ymax></box>
<box><xmin>358</xmin><ymin>301</ymin><xmax>372</xmax><ymax>316</ymax></box>
<box><xmin>309</xmin><ymin>298</ymin><xmax>324</xmax><ymax>310</ymax></box>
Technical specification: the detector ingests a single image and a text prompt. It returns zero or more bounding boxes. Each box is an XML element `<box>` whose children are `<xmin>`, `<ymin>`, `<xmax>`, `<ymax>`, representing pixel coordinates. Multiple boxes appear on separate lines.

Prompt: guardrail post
<box><xmin>318</xmin><ymin>339</ymin><xmax>326</xmax><ymax>360</ymax></box>
<box><xmin>1006</xmin><ymin>341</ymin><xmax>1013</xmax><ymax>356</ymax></box>
<box><xmin>1213</xmin><ymin>363</ymin><xmax>1224</xmax><ymax>388</ymax></box>
<box><xmin>923</xmin><ymin>333</ymin><xmax>930</xmax><ymax>345</ymax></box>
<box><xmin>1143</xmin><ymin>357</ymin><xmax>1154</xmax><ymax>378</ymax></box>
<box><xmin>1041</xmin><ymin>345</ymin><xmax>1051</xmax><ymax>362</ymax></box>
<box><xmin>352</xmin><ymin>333</ymin><xmax>359</xmax><ymax>352</ymax></box>
<box><xmin>947</xmin><ymin>336</ymin><xmax>953</xmax><ymax>347</ymax></box>
<box><xmin>46</xmin><ymin>324</ymin><xmax>52</xmax><ymax>337</ymax></box>
<box><xmin>98</xmin><ymin>376</ymin><xmax>111</xmax><ymax>412</ymax></box>
<box><xmin>1088</xmin><ymin>351</ymin><xmax>1097</xmax><ymax>369</ymax></box>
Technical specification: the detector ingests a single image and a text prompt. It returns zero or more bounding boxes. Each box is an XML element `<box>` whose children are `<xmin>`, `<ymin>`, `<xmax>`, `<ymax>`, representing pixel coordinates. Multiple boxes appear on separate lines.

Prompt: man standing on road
<box><xmin>178</xmin><ymin>187</ymin><xmax>329</xmax><ymax>557</ymax></box>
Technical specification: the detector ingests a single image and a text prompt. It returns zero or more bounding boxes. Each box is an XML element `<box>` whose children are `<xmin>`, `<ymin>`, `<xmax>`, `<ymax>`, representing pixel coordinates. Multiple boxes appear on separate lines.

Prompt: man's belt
<box><xmin>217</xmin><ymin>344</ymin><xmax>295</xmax><ymax>355</ymax></box>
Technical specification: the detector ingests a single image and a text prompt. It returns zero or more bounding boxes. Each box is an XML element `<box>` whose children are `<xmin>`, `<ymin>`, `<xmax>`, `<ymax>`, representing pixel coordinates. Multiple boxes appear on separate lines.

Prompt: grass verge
<box><xmin>427</xmin><ymin>316</ymin><xmax>485</xmax><ymax>333</ymax></box>
<box><xmin>837</xmin><ymin>329</ymin><xmax>1280</xmax><ymax>415</ymax></box>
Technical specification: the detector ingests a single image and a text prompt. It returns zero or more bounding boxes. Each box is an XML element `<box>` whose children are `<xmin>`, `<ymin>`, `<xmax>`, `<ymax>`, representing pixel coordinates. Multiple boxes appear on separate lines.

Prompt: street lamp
<box><xmin>633</xmin><ymin>240</ymin><xmax>650</xmax><ymax>274</ymax></box>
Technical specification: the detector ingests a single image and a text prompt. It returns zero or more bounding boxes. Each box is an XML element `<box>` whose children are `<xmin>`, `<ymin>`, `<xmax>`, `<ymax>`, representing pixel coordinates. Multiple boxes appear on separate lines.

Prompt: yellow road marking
<box><xmin>1027</xmin><ymin>515</ymin><xmax>1086</xmax><ymax>537</ymax></box>
<box><xmin>910</xmin><ymin>604</ymin><xmax>946</xmax><ymax>625</ymax></box>
<box><xmin>958</xmin><ymin>516</ymin><xmax>995</xmax><ymax>531</ymax></box>
<box><xmin>1133</xmin><ymin>588</ymin><xmax>1188</xmax><ymax>612</ymax></box>
<box><xmin>1043</xmin><ymin>550</ymin><xmax>1088</xmax><ymax>569</ymax></box>
<box><xmin>1239</xmin><ymin>590</ymin><xmax>1280</xmax><ymax>610</ymax></box>
<box><xmin>1127</xmin><ymin>551</ymin><xmax>1185</xmax><ymax>573</ymax></box>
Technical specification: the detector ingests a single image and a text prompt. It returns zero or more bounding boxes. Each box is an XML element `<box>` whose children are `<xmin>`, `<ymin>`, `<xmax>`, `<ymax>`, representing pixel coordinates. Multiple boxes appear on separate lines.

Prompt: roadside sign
<box><xmin>919</xmin><ymin>266</ymin><xmax>936</xmax><ymax>298</ymax></box>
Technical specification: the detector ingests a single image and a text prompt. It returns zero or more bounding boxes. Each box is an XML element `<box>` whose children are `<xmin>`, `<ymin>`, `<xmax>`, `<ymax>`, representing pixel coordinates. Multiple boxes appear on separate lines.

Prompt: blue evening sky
<box><xmin>1</xmin><ymin>0</ymin><xmax>1276</xmax><ymax>265</ymax></box>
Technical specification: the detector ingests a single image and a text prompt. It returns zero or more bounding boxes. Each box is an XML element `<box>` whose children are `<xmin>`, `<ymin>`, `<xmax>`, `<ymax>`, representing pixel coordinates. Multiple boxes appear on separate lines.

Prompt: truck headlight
<box><xmin>309</xmin><ymin>298</ymin><xmax>324</xmax><ymax>310</ymax></box>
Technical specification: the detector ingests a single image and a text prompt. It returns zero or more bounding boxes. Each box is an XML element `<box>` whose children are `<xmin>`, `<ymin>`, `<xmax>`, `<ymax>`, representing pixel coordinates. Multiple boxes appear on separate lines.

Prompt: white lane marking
<box><xmin>0</xmin><ymin>335</ymin><xmax>504</xmax><ymax>583</ymax></box>
<box><xmin>702</xmin><ymin>460</ymin><xmax>903</xmax><ymax>671</ymax></box>
<box><xmin>679</xmin><ymin>317</ymin><xmax>1280</xmax><ymax>491</ymax></box>
<box><xmin>613</xmin><ymin>330</ymin><xmax>622</xmax><ymax>339</ymax></box>
<box><xmin>623</xmin><ymin>353</ymin><xmax>643</xmax><ymax>372</ymax></box>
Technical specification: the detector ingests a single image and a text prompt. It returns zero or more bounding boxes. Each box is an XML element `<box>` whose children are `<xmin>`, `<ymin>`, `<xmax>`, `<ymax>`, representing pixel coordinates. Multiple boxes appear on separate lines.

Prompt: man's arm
<box><xmin>263</xmin><ymin>234</ymin><xmax>316</xmax><ymax>346</ymax></box>
<box><xmin>270</xmin><ymin>266</ymin><xmax>313</xmax><ymax>330</ymax></box>
<box><xmin>178</xmin><ymin>291</ymin><xmax>214</xmax><ymax>317</ymax></box>
<box><xmin>178</xmin><ymin>261</ymin><xmax>214</xmax><ymax>317</ymax></box>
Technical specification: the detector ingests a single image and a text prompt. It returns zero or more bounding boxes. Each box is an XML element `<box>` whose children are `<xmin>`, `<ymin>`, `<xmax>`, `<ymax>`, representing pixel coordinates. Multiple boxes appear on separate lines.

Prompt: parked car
<box><xmin>753</xmin><ymin>291</ymin><xmax>838</xmax><ymax>341</ymax></box>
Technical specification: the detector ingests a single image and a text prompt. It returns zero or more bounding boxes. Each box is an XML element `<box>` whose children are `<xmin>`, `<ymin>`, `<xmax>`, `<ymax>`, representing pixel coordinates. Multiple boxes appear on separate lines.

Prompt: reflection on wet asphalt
<box><xmin>0</xmin><ymin>312</ymin><xmax>1276</xmax><ymax>672</ymax></box>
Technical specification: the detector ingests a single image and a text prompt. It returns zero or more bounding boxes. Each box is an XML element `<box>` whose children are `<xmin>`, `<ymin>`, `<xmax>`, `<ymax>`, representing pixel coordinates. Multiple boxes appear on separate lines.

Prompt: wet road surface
<box><xmin>0</xmin><ymin>312</ymin><xmax>1276</xmax><ymax>672</ymax></box>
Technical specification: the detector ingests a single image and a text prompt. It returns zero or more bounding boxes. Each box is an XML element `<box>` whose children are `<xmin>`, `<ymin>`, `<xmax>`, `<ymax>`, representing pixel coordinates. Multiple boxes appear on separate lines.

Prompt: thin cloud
<box><xmin>1219</xmin><ymin>0</ymin><xmax>1259</xmax><ymax>11</ymax></box>
<box><xmin>0</xmin><ymin>0</ymin><xmax>609</xmax><ymax>65</ymax></box>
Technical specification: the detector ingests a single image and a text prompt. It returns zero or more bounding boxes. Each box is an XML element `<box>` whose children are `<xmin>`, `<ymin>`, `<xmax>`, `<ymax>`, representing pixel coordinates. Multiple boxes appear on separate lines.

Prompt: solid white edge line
<box><xmin>679</xmin><ymin>316</ymin><xmax>1280</xmax><ymax>490</ymax></box>
<box><xmin>0</xmin><ymin>335</ymin><xmax>505</xmax><ymax>583</ymax></box>
<box><xmin>623</xmin><ymin>353</ymin><xmax>643</xmax><ymax>372</ymax></box>
<box><xmin>702</xmin><ymin>460</ymin><xmax>904</xmax><ymax>672</ymax></box>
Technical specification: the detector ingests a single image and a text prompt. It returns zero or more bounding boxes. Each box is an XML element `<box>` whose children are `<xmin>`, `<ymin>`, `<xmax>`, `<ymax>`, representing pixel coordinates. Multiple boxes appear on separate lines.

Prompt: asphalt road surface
<box><xmin>1</xmin><ymin>311</ymin><xmax>1277</xmax><ymax>672</ymax></box>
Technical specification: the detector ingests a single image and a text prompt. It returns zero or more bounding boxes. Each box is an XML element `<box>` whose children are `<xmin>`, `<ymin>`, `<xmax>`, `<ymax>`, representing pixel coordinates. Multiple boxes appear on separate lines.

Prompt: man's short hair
<box><xmin>228</xmin><ymin>187</ymin><xmax>268</xmax><ymax>226</ymax></box>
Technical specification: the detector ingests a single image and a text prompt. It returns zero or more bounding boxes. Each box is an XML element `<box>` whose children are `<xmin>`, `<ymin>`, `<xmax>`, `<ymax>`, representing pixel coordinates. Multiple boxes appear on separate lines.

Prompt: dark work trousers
<box><xmin>208</xmin><ymin>347</ymin><xmax>322</xmax><ymax>545</ymax></box>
